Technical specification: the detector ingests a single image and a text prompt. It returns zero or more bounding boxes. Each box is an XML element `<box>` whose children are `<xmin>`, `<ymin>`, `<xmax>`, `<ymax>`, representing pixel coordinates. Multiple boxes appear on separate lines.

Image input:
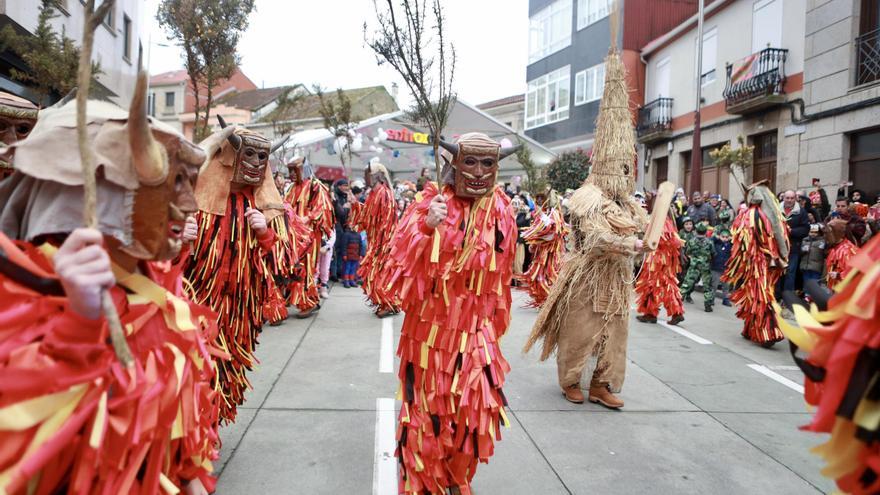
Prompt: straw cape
<box><xmin>523</xmin><ymin>41</ymin><xmax>648</xmax><ymax>394</ymax></box>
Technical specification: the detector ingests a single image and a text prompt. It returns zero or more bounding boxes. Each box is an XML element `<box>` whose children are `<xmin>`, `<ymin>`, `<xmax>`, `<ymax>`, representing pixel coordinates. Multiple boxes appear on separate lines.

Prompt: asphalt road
<box><xmin>213</xmin><ymin>285</ymin><xmax>834</xmax><ymax>494</ymax></box>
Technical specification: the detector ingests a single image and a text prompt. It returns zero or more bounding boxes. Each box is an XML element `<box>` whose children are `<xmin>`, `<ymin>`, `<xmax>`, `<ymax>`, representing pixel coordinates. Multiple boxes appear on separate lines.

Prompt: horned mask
<box><xmin>439</xmin><ymin>132</ymin><xmax>519</xmax><ymax>199</ymax></box>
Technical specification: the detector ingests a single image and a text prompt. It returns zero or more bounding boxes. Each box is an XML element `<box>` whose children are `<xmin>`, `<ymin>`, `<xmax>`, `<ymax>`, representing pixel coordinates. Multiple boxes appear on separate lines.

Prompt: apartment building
<box><xmin>0</xmin><ymin>0</ymin><xmax>144</xmax><ymax>105</ymax></box>
<box><xmin>525</xmin><ymin>0</ymin><xmax>703</xmax><ymax>153</ymax></box>
<box><xmin>639</xmin><ymin>0</ymin><xmax>879</xmax><ymax>204</ymax></box>
<box><xmin>477</xmin><ymin>94</ymin><xmax>525</xmax><ymax>133</ymax></box>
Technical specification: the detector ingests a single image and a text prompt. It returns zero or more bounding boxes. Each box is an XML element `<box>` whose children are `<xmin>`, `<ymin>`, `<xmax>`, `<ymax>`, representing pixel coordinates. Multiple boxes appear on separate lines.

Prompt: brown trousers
<box><xmin>555</xmin><ymin>297</ymin><xmax>629</xmax><ymax>393</ymax></box>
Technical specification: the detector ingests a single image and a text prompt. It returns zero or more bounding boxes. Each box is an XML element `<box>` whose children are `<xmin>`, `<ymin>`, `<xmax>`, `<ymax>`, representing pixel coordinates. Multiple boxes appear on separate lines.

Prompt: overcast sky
<box><xmin>144</xmin><ymin>0</ymin><xmax>529</xmax><ymax>107</ymax></box>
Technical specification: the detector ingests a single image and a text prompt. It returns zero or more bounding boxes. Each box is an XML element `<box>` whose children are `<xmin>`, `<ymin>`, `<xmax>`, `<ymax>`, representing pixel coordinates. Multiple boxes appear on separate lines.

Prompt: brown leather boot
<box><xmin>668</xmin><ymin>314</ymin><xmax>685</xmax><ymax>326</ymax></box>
<box><xmin>589</xmin><ymin>385</ymin><xmax>624</xmax><ymax>409</ymax></box>
<box><xmin>562</xmin><ymin>384</ymin><xmax>584</xmax><ymax>404</ymax></box>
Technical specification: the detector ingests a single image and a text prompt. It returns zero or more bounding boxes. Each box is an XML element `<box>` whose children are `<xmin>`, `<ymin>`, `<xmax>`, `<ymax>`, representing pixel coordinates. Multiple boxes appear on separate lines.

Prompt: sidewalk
<box><xmin>214</xmin><ymin>286</ymin><xmax>833</xmax><ymax>494</ymax></box>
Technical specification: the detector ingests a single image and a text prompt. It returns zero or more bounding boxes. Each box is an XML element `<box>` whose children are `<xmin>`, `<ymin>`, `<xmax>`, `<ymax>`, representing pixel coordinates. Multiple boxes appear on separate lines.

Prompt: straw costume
<box><xmin>284</xmin><ymin>157</ymin><xmax>334</xmax><ymax>317</ymax></box>
<box><xmin>0</xmin><ymin>76</ymin><xmax>226</xmax><ymax>494</ymax></box>
<box><xmin>775</xmin><ymin>234</ymin><xmax>880</xmax><ymax>494</ymax></box>
<box><xmin>516</xmin><ymin>203</ymin><xmax>569</xmax><ymax>308</ymax></box>
<box><xmin>636</xmin><ymin>216</ymin><xmax>685</xmax><ymax>325</ymax></box>
<box><xmin>722</xmin><ymin>185</ymin><xmax>789</xmax><ymax>346</ymax></box>
<box><xmin>351</xmin><ymin>161</ymin><xmax>399</xmax><ymax>317</ymax></box>
<box><xmin>182</xmin><ymin>122</ymin><xmax>288</xmax><ymax>423</ymax></box>
<box><xmin>524</xmin><ymin>41</ymin><xmax>648</xmax><ymax>408</ymax></box>
<box><xmin>382</xmin><ymin>133</ymin><xmax>519</xmax><ymax>495</ymax></box>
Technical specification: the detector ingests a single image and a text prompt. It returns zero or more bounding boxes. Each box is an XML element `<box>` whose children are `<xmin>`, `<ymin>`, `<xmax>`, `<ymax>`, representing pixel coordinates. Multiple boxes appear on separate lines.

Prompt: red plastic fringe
<box><xmin>635</xmin><ymin>217</ymin><xmax>684</xmax><ymax>318</ymax></box>
<box><xmin>381</xmin><ymin>184</ymin><xmax>516</xmax><ymax>495</ymax></box>
<box><xmin>351</xmin><ymin>182</ymin><xmax>400</xmax><ymax>314</ymax></box>
<box><xmin>183</xmin><ymin>191</ymin><xmax>278</xmax><ymax>424</ymax></box>
<box><xmin>722</xmin><ymin>205</ymin><xmax>786</xmax><ymax>344</ymax></box>
<box><xmin>515</xmin><ymin>208</ymin><xmax>569</xmax><ymax>308</ymax></box>
<box><xmin>0</xmin><ymin>234</ymin><xmax>222</xmax><ymax>494</ymax></box>
<box><xmin>262</xmin><ymin>214</ymin><xmax>296</xmax><ymax>324</ymax></box>
<box><xmin>775</xmin><ymin>235</ymin><xmax>880</xmax><ymax>494</ymax></box>
<box><xmin>284</xmin><ymin>179</ymin><xmax>334</xmax><ymax>312</ymax></box>
<box><xmin>826</xmin><ymin>239</ymin><xmax>857</xmax><ymax>288</ymax></box>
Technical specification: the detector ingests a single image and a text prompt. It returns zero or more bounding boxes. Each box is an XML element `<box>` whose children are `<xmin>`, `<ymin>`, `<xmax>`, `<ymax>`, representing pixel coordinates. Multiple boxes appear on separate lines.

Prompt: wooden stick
<box><xmin>643</xmin><ymin>181</ymin><xmax>675</xmax><ymax>251</ymax></box>
<box><xmin>76</xmin><ymin>0</ymin><xmax>133</xmax><ymax>367</ymax></box>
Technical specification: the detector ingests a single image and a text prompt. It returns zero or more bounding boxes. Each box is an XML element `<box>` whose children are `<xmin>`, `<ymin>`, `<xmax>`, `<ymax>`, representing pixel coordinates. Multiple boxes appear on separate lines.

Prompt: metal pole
<box><xmin>690</xmin><ymin>0</ymin><xmax>705</xmax><ymax>196</ymax></box>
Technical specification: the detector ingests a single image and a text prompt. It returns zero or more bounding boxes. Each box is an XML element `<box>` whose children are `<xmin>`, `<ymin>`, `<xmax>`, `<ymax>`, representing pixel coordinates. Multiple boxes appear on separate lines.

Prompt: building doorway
<box><xmin>683</xmin><ymin>143</ymin><xmax>730</xmax><ymax>197</ymax></box>
<box><xmin>654</xmin><ymin>156</ymin><xmax>668</xmax><ymax>186</ymax></box>
<box><xmin>752</xmin><ymin>131</ymin><xmax>778</xmax><ymax>193</ymax></box>
<box><xmin>850</xmin><ymin>127</ymin><xmax>880</xmax><ymax>203</ymax></box>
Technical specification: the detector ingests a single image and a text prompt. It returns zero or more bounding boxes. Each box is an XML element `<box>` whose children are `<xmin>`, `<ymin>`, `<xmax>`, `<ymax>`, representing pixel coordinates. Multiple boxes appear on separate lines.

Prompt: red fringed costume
<box><xmin>635</xmin><ymin>217</ymin><xmax>684</xmax><ymax>319</ymax></box>
<box><xmin>723</xmin><ymin>196</ymin><xmax>788</xmax><ymax>345</ymax></box>
<box><xmin>284</xmin><ymin>176</ymin><xmax>334</xmax><ymax>314</ymax></box>
<box><xmin>516</xmin><ymin>208</ymin><xmax>569</xmax><ymax>307</ymax></box>
<box><xmin>262</xmin><ymin>213</ymin><xmax>297</xmax><ymax>324</ymax></box>
<box><xmin>184</xmin><ymin>191</ymin><xmax>278</xmax><ymax>423</ymax></box>
<box><xmin>0</xmin><ymin>234</ymin><xmax>222</xmax><ymax>494</ymax></box>
<box><xmin>775</xmin><ymin>235</ymin><xmax>880</xmax><ymax>494</ymax></box>
<box><xmin>827</xmin><ymin>239</ymin><xmax>857</xmax><ymax>288</ymax></box>
<box><xmin>351</xmin><ymin>180</ymin><xmax>400</xmax><ymax>315</ymax></box>
<box><xmin>383</xmin><ymin>184</ymin><xmax>516</xmax><ymax>495</ymax></box>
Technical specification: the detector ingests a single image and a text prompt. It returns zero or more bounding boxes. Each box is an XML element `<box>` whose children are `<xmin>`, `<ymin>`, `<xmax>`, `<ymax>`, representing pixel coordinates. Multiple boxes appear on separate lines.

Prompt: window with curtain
<box><xmin>577</xmin><ymin>0</ymin><xmax>611</xmax><ymax>30</ymax></box>
<box><xmin>696</xmin><ymin>27</ymin><xmax>718</xmax><ymax>86</ymax></box>
<box><xmin>574</xmin><ymin>63</ymin><xmax>605</xmax><ymax>105</ymax></box>
<box><xmin>525</xmin><ymin>66</ymin><xmax>571</xmax><ymax>129</ymax></box>
<box><xmin>529</xmin><ymin>0</ymin><xmax>573</xmax><ymax>63</ymax></box>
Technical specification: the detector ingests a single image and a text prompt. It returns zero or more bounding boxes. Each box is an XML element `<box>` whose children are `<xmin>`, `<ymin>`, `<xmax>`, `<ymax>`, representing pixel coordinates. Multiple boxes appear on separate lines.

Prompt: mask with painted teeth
<box><xmin>440</xmin><ymin>132</ymin><xmax>520</xmax><ymax>199</ymax></box>
<box><xmin>231</xmin><ymin>134</ymin><xmax>271</xmax><ymax>186</ymax></box>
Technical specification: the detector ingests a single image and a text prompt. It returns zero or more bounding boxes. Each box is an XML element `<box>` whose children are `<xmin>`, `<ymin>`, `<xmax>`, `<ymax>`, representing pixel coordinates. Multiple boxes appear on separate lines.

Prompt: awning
<box><xmin>285</xmin><ymin>98</ymin><xmax>556</xmax><ymax>180</ymax></box>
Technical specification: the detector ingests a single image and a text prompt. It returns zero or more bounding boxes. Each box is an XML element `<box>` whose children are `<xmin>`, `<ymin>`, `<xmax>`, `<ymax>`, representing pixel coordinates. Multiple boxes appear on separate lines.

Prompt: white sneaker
<box><xmin>319</xmin><ymin>287</ymin><xmax>329</xmax><ymax>299</ymax></box>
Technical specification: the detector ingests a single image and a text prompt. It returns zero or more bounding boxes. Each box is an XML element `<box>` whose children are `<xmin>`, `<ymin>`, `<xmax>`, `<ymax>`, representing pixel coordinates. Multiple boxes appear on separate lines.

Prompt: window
<box><xmin>165</xmin><ymin>92</ymin><xmax>175</xmax><ymax>109</ymax></box>
<box><xmin>752</xmin><ymin>0</ymin><xmax>782</xmax><ymax>52</ymax></box>
<box><xmin>148</xmin><ymin>92</ymin><xmax>156</xmax><ymax>117</ymax></box>
<box><xmin>696</xmin><ymin>27</ymin><xmax>718</xmax><ymax>86</ymax></box>
<box><xmin>577</xmin><ymin>0</ymin><xmax>611</xmax><ymax>30</ymax></box>
<box><xmin>654</xmin><ymin>57</ymin><xmax>671</xmax><ymax>99</ymax></box>
<box><xmin>525</xmin><ymin>66</ymin><xmax>571</xmax><ymax>129</ymax></box>
<box><xmin>122</xmin><ymin>15</ymin><xmax>132</xmax><ymax>62</ymax></box>
<box><xmin>849</xmin><ymin>128</ymin><xmax>880</xmax><ymax>204</ymax></box>
<box><xmin>82</xmin><ymin>1</ymin><xmax>114</xmax><ymax>28</ymax></box>
<box><xmin>529</xmin><ymin>0</ymin><xmax>572</xmax><ymax>63</ymax></box>
<box><xmin>574</xmin><ymin>63</ymin><xmax>605</xmax><ymax>105</ymax></box>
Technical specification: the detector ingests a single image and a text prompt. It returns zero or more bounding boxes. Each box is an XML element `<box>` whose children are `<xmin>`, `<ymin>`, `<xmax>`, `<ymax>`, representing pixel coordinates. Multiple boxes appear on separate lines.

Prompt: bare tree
<box><xmin>365</xmin><ymin>0</ymin><xmax>456</xmax><ymax>182</ymax></box>
<box><xmin>315</xmin><ymin>86</ymin><xmax>358</xmax><ymax>176</ymax></box>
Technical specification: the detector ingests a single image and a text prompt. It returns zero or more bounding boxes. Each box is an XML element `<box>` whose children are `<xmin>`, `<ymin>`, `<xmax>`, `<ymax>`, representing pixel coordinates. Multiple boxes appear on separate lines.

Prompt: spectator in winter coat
<box><xmin>686</xmin><ymin>191</ymin><xmax>717</xmax><ymax>226</ymax></box>
<box><xmin>781</xmin><ymin>190</ymin><xmax>810</xmax><ymax>291</ymax></box>
<box><xmin>341</xmin><ymin>226</ymin><xmax>363</xmax><ymax>288</ymax></box>
<box><xmin>799</xmin><ymin>224</ymin><xmax>825</xmax><ymax>283</ymax></box>
<box><xmin>710</xmin><ymin>229</ymin><xmax>733</xmax><ymax>306</ymax></box>
<box><xmin>331</xmin><ymin>179</ymin><xmax>354</xmax><ymax>281</ymax></box>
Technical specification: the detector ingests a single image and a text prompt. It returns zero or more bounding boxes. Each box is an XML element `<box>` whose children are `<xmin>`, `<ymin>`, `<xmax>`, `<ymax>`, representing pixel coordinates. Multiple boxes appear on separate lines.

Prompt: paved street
<box><xmin>214</xmin><ymin>286</ymin><xmax>834</xmax><ymax>494</ymax></box>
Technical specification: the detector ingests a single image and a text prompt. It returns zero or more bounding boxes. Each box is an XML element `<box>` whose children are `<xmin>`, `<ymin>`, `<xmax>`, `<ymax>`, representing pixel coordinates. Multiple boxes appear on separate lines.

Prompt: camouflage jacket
<box><xmin>685</xmin><ymin>234</ymin><xmax>715</xmax><ymax>266</ymax></box>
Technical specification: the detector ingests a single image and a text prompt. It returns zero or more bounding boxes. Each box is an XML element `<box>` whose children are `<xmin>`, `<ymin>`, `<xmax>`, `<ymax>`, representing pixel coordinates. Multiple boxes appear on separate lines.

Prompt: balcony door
<box><xmin>752</xmin><ymin>131</ymin><xmax>778</xmax><ymax>193</ymax></box>
<box><xmin>753</xmin><ymin>0</ymin><xmax>783</xmax><ymax>52</ymax></box>
<box><xmin>654</xmin><ymin>58</ymin><xmax>671</xmax><ymax>100</ymax></box>
<box><xmin>849</xmin><ymin>127</ymin><xmax>880</xmax><ymax>203</ymax></box>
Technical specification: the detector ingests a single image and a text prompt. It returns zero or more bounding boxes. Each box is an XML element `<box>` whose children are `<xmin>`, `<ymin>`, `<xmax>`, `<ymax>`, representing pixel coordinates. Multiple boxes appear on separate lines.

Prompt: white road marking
<box><xmin>747</xmin><ymin>364</ymin><xmax>805</xmax><ymax>394</ymax></box>
<box><xmin>380</xmin><ymin>317</ymin><xmax>394</xmax><ymax>373</ymax></box>
<box><xmin>373</xmin><ymin>398</ymin><xmax>398</xmax><ymax>495</ymax></box>
<box><xmin>768</xmin><ymin>365</ymin><xmax>800</xmax><ymax>371</ymax></box>
<box><xmin>658</xmin><ymin>321</ymin><xmax>713</xmax><ymax>345</ymax></box>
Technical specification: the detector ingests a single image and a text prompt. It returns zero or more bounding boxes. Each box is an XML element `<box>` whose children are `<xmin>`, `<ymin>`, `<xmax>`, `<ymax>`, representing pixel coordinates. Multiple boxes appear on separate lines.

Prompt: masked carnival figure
<box><xmin>0</xmin><ymin>74</ymin><xmax>225</xmax><ymax>494</ymax></box>
<box><xmin>182</xmin><ymin>116</ymin><xmax>289</xmax><ymax>423</ymax></box>
<box><xmin>635</xmin><ymin>213</ymin><xmax>685</xmax><ymax>325</ymax></box>
<box><xmin>381</xmin><ymin>133</ymin><xmax>519</xmax><ymax>495</ymax></box>
<box><xmin>722</xmin><ymin>184</ymin><xmax>789</xmax><ymax>347</ymax></box>
<box><xmin>516</xmin><ymin>194</ymin><xmax>570</xmax><ymax>308</ymax></box>
<box><xmin>350</xmin><ymin>161</ymin><xmax>400</xmax><ymax>317</ymax></box>
<box><xmin>0</xmin><ymin>91</ymin><xmax>38</xmax><ymax>181</ymax></box>
<box><xmin>524</xmin><ymin>46</ymin><xmax>649</xmax><ymax>409</ymax></box>
<box><xmin>284</xmin><ymin>156</ymin><xmax>334</xmax><ymax>317</ymax></box>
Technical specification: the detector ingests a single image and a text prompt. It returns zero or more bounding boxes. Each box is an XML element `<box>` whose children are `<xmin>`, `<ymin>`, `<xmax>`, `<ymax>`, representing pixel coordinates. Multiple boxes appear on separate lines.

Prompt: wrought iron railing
<box><xmin>636</xmin><ymin>97</ymin><xmax>673</xmax><ymax>138</ymax></box>
<box><xmin>724</xmin><ymin>47</ymin><xmax>788</xmax><ymax>108</ymax></box>
<box><xmin>857</xmin><ymin>28</ymin><xmax>880</xmax><ymax>86</ymax></box>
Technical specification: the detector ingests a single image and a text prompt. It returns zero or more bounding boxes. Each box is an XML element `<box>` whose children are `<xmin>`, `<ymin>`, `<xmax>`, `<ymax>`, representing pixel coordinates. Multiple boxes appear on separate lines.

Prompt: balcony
<box><xmin>723</xmin><ymin>48</ymin><xmax>788</xmax><ymax>115</ymax></box>
<box><xmin>636</xmin><ymin>97</ymin><xmax>674</xmax><ymax>144</ymax></box>
<box><xmin>856</xmin><ymin>28</ymin><xmax>880</xmax><ymax>86</ymax></box>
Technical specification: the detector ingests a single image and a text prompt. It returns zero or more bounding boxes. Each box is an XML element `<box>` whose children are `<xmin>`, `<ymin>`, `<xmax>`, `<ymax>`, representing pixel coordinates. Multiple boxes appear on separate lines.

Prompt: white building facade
<box><xmin>0</xmin><ymin>0</ymin><xmax>144</xmax><ymax>106</ymax></box>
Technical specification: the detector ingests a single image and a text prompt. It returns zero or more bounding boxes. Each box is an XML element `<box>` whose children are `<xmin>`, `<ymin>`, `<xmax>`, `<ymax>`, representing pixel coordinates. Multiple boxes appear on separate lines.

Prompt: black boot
<box><xmin>684</xmin><ymin>294</ymin><xmax>693</xmax><ymax>304</ymax></box>
<box><xmin>636</xmin><ymin>314</ymin><xmax>657</xmax><ymax>323</ymax></box>
<box><xmin>704</xmin><ymin>303</ymin><xmax>713</xmax><ymax>313</ymax></box>
<box><xmin>668</xmin><ymin>314</ymin><xmax>684</xmax><ymax>325</ymax></box>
